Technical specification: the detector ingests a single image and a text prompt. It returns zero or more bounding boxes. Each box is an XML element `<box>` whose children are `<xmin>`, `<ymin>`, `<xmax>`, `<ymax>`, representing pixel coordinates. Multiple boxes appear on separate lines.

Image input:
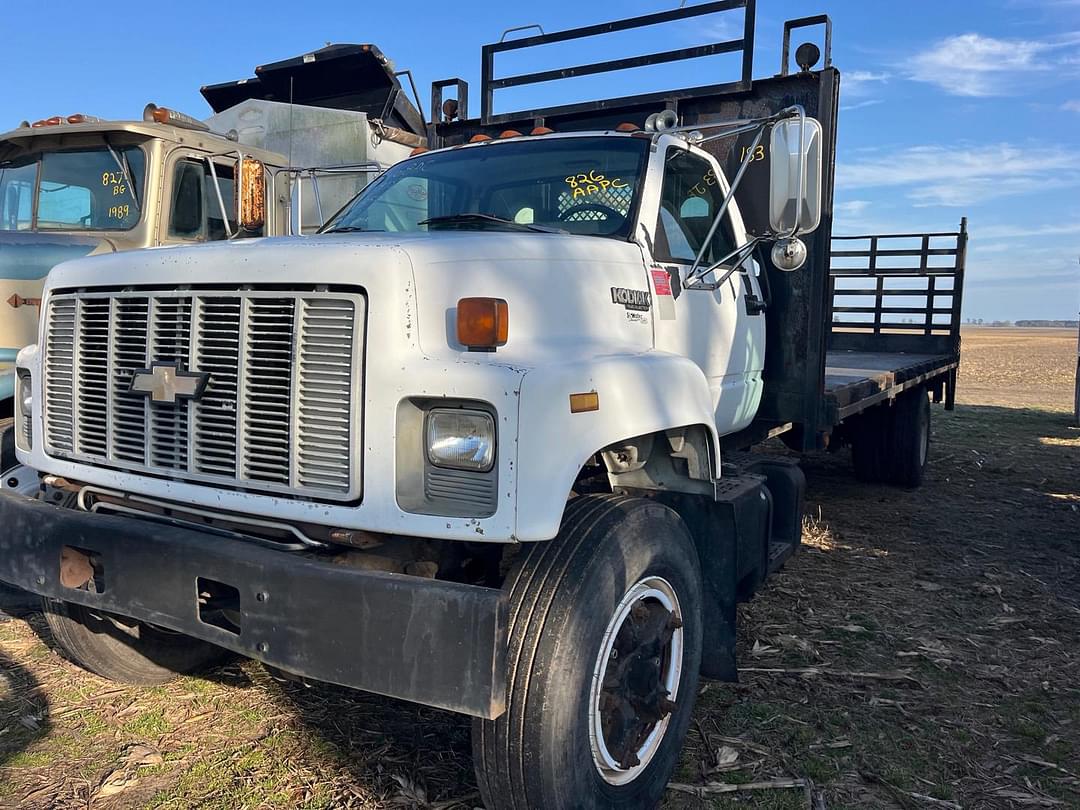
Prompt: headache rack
<box><xmin>476</xmin><ymin>0</ymin><xmax>757</xmax><ymax>126</ymax></box>
<box><xmin>430</xmin><ymin>0</ymin><xmax>837</xmax><ymax>138</ymax></box>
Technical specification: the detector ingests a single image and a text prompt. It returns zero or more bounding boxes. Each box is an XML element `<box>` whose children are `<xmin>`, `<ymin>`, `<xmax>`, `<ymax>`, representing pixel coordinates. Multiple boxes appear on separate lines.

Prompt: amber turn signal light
<box><xmin>457</xmin><ymin>298</ymin><xmax>508</xmax><ymax>351</ymax></box>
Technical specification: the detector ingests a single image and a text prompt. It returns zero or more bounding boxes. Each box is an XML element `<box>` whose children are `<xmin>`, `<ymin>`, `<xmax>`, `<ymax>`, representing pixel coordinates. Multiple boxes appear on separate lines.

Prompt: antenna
<box><xmin>287</xmin><ymin>76</ymin><xmax>295</xmax><ymax>233</ymax></box>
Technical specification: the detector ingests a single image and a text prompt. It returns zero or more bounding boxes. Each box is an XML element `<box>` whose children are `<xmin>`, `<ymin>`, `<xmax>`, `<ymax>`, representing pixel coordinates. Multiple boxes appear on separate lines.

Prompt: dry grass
<box><xmin>1</xmin><ymin>327</ymin><xmax>1078</xmax><ymax>809</ymax></box>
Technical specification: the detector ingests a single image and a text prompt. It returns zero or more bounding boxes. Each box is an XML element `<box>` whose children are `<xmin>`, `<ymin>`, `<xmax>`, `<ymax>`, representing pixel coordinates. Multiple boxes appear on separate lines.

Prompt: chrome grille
<box><xmin>43</xmin><ymin>289</ymin><xmax>364</xmax><ymax>501</ymax></box>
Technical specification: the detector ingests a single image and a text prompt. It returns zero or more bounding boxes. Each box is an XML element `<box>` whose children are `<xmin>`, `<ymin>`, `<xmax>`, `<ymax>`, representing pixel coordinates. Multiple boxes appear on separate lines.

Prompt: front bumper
<box><xmin>0</xmin><ymin>491</ymin><xmax>508</xmax><ymax>718</ymax></box>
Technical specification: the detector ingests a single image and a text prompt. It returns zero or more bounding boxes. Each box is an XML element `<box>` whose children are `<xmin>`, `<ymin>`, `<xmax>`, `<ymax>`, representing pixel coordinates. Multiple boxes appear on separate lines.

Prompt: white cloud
<box><xmin>835</xmin><ymin>200</ymin><xmax>872</xmax><ymax>217</ymax></box>
<box><xmin>976</xmin><ymin>221</ymin><xmax>1080</xmax><ymax>239</ymax></box>
<box><xmin>836</xmin><ymin>142</ymin><xmax>1080</xmax><ymax>206</ymax></box>
<box><xmin>841</xmin><ymin>99</ymin><xmax>884</xmax><ymax>112</ymax></box>
<box><xmin>1063</xmin><ymin>100</ymin><xmax>1080</xmax><ymax>112</ymax></box>
<box><xmin>843</xmin><ymin>70</ymin><xmax>889</xmax><ymax>97</ymax></box>
<box><xmin>906</xmin><ymin>32</ymin><xmax>1080</xmax><ymax>96</ymax></box>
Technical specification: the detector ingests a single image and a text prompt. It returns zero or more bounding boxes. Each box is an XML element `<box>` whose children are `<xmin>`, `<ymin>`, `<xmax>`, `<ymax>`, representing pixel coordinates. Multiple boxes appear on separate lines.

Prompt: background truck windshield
<box><xmin>0</xmin><ymin>145</ymin><xmax>145</xmax><ymax>232</ymax></box>
<box><xmin>325</xmin><ymin>136</ymin><xmax>649</xmax><ymax>238</ymax></box>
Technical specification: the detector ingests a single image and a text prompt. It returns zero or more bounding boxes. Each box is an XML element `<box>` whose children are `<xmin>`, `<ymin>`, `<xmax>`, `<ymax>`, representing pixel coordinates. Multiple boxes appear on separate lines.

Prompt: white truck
<box><xmin>0</xmin><ymin>42</ymin><xmax>423</xmax><ymax>472</ymax></box>
<box><xmin>0</xmin><ymin>4</ymin><xmax>967</xmax><ymax>808</ymax></box>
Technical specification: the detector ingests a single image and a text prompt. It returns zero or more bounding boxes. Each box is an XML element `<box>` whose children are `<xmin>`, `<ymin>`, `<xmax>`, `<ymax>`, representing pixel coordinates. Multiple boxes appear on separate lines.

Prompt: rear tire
<box><xmin>42</xmin><ymin>598</ymin><xmax>228</xmax><ymax>685</ymax></box>
<box><xmin>472</xmin><ymin>494</ymin><xmax>703</xmax><ymax>810</ymax></box>
<box><xmin>885</xmin><ymin>387</ymin><xmax>930</xmax><ymax>488</ymax></box>
<box><xmin>850</xmin><ymin>406</ymin><xmax>889</xmax><ymax>483</ymax></box>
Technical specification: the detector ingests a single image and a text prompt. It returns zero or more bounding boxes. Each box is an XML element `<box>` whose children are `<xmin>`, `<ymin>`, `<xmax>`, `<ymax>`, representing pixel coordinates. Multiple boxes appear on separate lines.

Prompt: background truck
<box><xmin>0</xmin><ymin>3</ymin><xmax>967</xmax><ymax>808</ymax></box>
<box><xmin>0</xmin><ymin>42</ymin><xmax>424</xmax><ymax>471</ymax></box>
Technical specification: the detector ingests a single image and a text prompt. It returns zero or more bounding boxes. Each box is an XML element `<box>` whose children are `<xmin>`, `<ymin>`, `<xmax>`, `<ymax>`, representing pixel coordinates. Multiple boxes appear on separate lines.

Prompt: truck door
<box><xmin>643</xmin><ymin>144</ymin><xmax>765</xmax><ymax>436</ymax></box>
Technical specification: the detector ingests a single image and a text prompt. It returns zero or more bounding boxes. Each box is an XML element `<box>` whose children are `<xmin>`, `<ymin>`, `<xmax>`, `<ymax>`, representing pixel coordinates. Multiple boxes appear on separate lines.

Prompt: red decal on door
<box><xmin>650</xmin><ymin>268</ymin><xmax>672</xmax><ymax>296</ymax></box>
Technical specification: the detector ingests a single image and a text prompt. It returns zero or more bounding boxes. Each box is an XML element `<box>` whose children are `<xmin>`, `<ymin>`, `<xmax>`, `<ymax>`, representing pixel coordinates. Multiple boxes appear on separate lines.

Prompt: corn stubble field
<box><xmin>0</xmin><ymin>327</ymin><xmax>1077</xmax><ymax>809</ymax></box>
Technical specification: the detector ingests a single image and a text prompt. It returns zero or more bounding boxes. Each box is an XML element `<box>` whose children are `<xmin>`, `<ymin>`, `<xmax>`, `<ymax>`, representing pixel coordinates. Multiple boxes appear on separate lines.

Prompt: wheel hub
<box><xmin>589</xmin><ymin>577</ymin><xmax>684</xmax><ymax>785</ymax></box>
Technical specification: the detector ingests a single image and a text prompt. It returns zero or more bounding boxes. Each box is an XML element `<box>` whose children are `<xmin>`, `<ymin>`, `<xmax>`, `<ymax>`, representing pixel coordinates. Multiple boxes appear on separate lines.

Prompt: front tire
<box><xmin>473</xmin><ymin>494</ymin><xmax>703</xmax><ymax>810</ymax></box>
<box><xmin>42</xmin><ymin>598</ymin><xmax>229</xmax><ymax>685</ymax></box>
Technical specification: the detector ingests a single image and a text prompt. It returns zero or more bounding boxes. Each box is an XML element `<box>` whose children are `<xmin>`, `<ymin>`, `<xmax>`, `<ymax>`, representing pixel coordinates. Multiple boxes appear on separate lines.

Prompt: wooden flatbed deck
<box><xmin>824</xmin><ymin>350</ymin><xmax>959</xmax><ymax>419</ymax></box>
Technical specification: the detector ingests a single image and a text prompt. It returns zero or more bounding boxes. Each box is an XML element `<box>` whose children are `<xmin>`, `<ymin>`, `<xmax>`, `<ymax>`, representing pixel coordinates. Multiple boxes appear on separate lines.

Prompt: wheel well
<box><xmin>571</xmin><ymin>425</ymin><xmax>717</xmax><ymax>498</ymax></box>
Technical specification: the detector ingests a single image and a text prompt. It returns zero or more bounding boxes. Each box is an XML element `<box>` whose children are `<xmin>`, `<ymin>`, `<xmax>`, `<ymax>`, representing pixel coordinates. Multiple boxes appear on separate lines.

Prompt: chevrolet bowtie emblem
<box><xmin>129</xmin><ymin>363</ymin><xmax>210</xmax><ymax>404</ymax></box>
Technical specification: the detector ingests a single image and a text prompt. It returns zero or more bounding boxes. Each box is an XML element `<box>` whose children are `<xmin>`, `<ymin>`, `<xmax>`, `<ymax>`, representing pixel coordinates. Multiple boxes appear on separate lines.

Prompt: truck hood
<box><xmin>0</xmin><ymin>231</ymin><xmax>114</xmax><ymax>282</ymax></box>
<box><xmin>45</xmin><ymin>231</ymin><xmax>656</xmax><ymax>363</ymax></box>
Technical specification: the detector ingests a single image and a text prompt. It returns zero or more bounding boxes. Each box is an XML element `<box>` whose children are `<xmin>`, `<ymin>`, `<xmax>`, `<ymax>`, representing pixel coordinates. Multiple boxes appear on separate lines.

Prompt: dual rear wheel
<box><xmin>851</xmin><ymin>387</ymin><xmax>931</xmax><ymax>488</ymax></box>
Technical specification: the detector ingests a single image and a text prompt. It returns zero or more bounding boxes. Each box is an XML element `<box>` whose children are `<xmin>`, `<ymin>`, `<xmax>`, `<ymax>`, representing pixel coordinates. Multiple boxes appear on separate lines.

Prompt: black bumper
<box><xmin>0</xmin><ymin>491</ymin><xmax>508</xmax><ymax>718</ymax></box>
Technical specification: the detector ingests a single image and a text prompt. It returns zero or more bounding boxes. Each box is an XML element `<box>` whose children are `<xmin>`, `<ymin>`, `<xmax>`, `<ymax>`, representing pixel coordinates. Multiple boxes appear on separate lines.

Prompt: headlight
<box><xmin>18</xmin><ymin>372</ymin><xmax>32</xmax><ymax>417</ymax></box>
<box><xmin>15</xmin><ymin>370</ymin><xmax>32</xmax><ymax>452</ymax></box>
<box><xmin>426</xmin><ymin>408</ymin><xmax>495</xmax><ymax>472</ymax></box>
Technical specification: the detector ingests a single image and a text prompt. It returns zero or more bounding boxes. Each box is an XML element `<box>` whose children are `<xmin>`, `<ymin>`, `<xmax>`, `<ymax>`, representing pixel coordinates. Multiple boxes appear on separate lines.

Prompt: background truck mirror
<box><xmin>768</xmin><ymin>117</ymin><xmax>822</xmax><ymax>237</ymax></box>
<box><xmin>235</xmin><ymin>157</ymin><xmax>266</xmax><ymax>232</ymax></box>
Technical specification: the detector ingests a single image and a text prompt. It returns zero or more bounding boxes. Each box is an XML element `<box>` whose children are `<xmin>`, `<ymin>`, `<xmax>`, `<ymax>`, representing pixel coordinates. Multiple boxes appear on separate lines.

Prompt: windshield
<box><xmin>324</xmin><ymin>136</ymin><xmax>649</xmax><ymax>239</ymax></box>
<box><xmin>0</xmin><ymin>145</ymin><xmax>145</xmax><ymax>232</ymax></box>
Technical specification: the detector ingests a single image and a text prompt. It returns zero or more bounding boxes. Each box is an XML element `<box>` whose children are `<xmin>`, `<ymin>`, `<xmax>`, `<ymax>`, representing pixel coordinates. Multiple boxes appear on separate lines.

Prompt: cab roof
<box><xmin>0</xmin><ymin>120</ymin><xmax>285</xmax><ymax>164</ymax></box>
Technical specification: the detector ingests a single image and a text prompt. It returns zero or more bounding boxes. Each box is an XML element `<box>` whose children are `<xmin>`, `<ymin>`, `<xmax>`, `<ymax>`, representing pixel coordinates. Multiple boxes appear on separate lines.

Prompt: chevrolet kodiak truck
<box><xmin>0</xmin><ymin>4</ymin><xmax>967</xmax><ymax>808</ymax></box>
<box><xmin>0</xmin><ymin>43</ymin><xmax>423</xmax><ymax>473</ymax></box>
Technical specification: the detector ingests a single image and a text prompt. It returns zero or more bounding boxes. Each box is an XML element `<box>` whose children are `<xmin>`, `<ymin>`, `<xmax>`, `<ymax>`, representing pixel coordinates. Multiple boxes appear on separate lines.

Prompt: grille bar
<box><xmin>43</xmin><ymin>289</ymin><xmax>364</xmax><ymax>502</ymax></box>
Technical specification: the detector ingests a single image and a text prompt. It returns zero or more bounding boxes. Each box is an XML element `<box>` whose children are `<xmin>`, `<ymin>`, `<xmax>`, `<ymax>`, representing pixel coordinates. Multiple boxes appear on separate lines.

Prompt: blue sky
<box><xmin>3</xmin><ymin>0</ymin><xmax>1078</xmax><ymax>320</ymax></box>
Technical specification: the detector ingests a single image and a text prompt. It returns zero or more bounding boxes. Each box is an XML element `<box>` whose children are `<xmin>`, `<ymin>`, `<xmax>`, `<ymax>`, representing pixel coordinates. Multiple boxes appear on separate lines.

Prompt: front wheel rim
<box><xmin>588</xmin><ymin>576</ymin><xmax>684</xmax><ymax>786</ymax></box>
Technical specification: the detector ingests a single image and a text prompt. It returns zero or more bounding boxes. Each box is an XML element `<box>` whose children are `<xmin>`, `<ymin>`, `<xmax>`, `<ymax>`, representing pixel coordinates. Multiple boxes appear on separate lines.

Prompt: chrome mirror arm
<box><xmin>685</xmin><ymin>236</ymin><xmax>765</xmax><ymax>291</ymax></box>
<box><xmin>686</xmin><ymin>124</ymin><xmax>766</xmax><ymax>282</ymax></box>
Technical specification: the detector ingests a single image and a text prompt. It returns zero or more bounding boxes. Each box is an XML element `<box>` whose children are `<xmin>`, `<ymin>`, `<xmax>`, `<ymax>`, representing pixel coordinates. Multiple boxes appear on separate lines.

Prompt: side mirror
<box><xmin>235</xmin><ymin>157</ymin><xmax>266</xmax><ymax>232</ymax></box>
<box><xmin>768</xmin><ymin>117</ymin><xmax>822</xmax><ymax>237</ymax></box>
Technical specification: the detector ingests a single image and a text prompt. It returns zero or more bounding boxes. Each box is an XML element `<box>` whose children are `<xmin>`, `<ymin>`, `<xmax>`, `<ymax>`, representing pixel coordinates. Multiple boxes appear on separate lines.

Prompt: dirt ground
<box><xmin>0</xmin><ymin>327</ymin><xmax>1077</xmax><ymax>809</ymax></box>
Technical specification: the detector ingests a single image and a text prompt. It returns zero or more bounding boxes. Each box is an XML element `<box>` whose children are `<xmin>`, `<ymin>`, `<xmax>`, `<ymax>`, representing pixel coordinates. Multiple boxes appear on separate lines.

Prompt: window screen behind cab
<box><xmin>654</xmin><ymin>149</ymin><xmax>736</xmax><ymax>265</ymax></box>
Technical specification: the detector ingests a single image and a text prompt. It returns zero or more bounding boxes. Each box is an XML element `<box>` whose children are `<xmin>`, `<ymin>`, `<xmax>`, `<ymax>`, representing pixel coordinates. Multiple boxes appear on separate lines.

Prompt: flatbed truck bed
<box><xmin>822</xmin><ymin>221</ymin><xmax>967</xmax><ymax>425</ymax></box>
<box><xmin>824</xmin><ymin>350</ymin><xmax>958</xmax><ymax>419</ymax></box>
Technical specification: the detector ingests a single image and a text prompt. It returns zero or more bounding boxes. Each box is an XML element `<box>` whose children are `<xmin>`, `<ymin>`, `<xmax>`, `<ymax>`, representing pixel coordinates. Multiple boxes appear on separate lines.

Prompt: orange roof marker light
<box><xmin>457</xmin><ymin>297</ymin><xmax>509</xmax><ymax>351</ymax></box>
<box><xmin>530</xmin><ymin>126</ymin><xmax>555</xmax><ymax>135</ymax></box>
<box><xmin>410</xmin><ymin>146</ymin><xmax>430</xmax><ymax>156</ymax></box>
<box><xmin>143</xmin><ymin>103</ymin><xmax>210</xmax><ymax>132</ymax></box>
<box><xmin>66</xmin><ymin>113</ymin><xmax>102</xmax><ymax>124</ymax></box>
<box><xmin>31</xmin><ymin>117</ymin><xmax>62</xmax><ymax>128</ymax></box>
<box><xmin>469</xmin><ymin>134</ymin><xmax>493</xmax><ymax>143</ymax></box>
<box><xmin>498</xmin><ymin>129</ymin><xmax>523</xmax><ymax>139</ymax></box>
<box><xmin>615</xmin><ymin>122</ymin><xmax>640</xmax><ymax>132</ymax></box>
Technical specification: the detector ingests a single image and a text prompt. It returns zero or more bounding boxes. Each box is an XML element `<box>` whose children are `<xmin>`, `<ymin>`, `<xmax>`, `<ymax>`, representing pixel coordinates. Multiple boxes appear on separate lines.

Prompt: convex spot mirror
<box><xmin>235</xmin><ymin>157</ymin><xmax>266</xmax><ymax>232</ymax></box>
<box><xmin>768</xmin><ymin>117</ymin><xmax>822</xmax><ymax>237</ymax></box>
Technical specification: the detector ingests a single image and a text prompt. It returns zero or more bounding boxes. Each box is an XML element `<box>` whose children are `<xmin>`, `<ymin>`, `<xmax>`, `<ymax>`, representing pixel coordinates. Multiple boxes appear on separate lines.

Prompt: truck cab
<box><xmin>0</xmin><ymin>116</ymin><xmax>285</xmax><ymax>424</ymax></box>
<box><xmin>0</xmin><ymin>42</ymin><xmax>427</xmax><ymax>450</ymax></box>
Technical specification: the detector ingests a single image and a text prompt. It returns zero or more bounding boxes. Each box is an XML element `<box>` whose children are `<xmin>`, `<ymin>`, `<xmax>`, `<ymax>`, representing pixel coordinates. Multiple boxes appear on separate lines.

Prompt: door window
<box><xmin>168</xmin><ymin>159</ymin><xmax>261</xmax><ymax>240</ymax></box>
<box><xmin>654</xmin><ymin>149</ymin><xmax>736</xmax><ymax>265</ymax></box>
<box><xmin>0</xmin><ymin>162</ymin><xmax>35</xmax><ymax>231</ymax></box>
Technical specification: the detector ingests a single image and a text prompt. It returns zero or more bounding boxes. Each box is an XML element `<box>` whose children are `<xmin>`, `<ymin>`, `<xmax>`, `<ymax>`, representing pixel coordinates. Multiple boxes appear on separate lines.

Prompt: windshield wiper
<box><xmin>419</xmin><ymin>213</ymin><xmax>562</xmax><ymax>234</ymax></box>
<box><xmin>103</xmin><ymin>137</ymin><xmax>140</xmax><ymax>212</ymax></box>
<box><xmin>321</xmin><ymin>225</ymin><xmax>384</xmax><ymax>233</ymax></box>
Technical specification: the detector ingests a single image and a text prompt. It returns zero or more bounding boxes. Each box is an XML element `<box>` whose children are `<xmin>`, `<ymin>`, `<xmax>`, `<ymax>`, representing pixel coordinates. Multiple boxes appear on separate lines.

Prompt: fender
<box><xmin>513</xmin><ymin>350</ymin><xmax>719</xmax><ymax>541</ymax></box>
